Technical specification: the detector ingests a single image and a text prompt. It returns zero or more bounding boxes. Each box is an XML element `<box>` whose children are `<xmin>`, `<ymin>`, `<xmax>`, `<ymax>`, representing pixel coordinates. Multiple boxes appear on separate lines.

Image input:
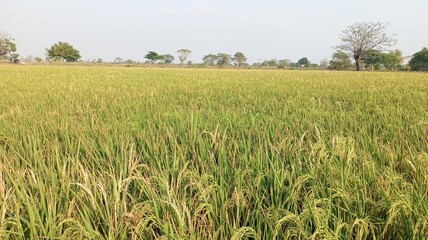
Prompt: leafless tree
<box><xmin>336</xmin><ymin>22</ymin><xmax>396</xmax><ymax>71</ymax></box>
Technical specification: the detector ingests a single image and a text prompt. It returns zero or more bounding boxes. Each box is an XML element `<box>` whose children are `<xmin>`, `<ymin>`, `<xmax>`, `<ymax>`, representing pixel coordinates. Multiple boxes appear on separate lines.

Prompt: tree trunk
<box><xmin>355</xmin><ymin>56</ymin><xmax>361</xmax><ymax>71</ymax></box>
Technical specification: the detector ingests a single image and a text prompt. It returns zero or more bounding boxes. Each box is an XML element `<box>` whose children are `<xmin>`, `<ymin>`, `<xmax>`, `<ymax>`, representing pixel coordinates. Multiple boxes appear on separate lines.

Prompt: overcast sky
<box><xmin>1</xmin><ymin>0</ymin><xmax>427</xmax><ymax>63</ymax></box>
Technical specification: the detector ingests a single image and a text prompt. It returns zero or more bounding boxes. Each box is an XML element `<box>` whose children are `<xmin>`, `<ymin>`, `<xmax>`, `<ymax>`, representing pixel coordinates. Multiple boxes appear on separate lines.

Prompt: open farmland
<box><xmin>0</xmin><ymin>66</ymin><xmax>427</xmax><ymax>239</ymax></box>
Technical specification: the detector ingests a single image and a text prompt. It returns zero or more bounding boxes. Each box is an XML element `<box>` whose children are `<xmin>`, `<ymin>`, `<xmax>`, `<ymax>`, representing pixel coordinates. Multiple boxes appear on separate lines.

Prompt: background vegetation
<box><xmin>1</xmin><ymin>22</ymin><xmax>427</xmax><ymax>71</ymax></box>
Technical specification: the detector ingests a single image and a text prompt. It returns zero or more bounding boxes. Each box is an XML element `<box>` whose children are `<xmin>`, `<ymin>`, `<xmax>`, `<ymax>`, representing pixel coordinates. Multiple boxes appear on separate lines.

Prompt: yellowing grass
<box><xmin>0</xmin><ymin>65</ymin><xmax>427</xmax><ymax>239</ymax></box>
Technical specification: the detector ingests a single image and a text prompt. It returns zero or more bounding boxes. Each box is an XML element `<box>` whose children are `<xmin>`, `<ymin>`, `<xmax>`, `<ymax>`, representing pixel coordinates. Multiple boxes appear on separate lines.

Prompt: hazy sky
<box><xmin>1</xmin><ymin>0</ymin><xmax>427</xmax><ymax>63</ymax></box>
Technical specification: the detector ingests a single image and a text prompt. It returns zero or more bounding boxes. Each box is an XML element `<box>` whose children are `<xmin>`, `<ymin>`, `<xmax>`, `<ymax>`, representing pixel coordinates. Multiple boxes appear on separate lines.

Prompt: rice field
<box><xmin>0</xmin><ymin>65</ymin><xmax>427</xmax><ymax>239</ymax></box>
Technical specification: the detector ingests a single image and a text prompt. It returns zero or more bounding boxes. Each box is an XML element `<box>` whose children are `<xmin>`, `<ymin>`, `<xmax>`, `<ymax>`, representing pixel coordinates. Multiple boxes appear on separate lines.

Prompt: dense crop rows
<box><xmin>0</xmin><ymin>66</ymin><xmax>427</xmax><ymax>239</ymax></box>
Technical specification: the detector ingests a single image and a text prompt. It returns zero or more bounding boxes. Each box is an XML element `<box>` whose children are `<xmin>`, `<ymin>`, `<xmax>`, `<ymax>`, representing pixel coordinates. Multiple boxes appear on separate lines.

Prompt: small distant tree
<box><xmin>202</xmin><ymin>54</ymin><xmax>218</xmax><ymax>66</ymax></box>
<box><xmin>408</xmin><ymin>47</ymin><xmax>428</xmax><ymax>71</ymax></box>
<box><xmin>162</xmin><ymin>54</ymin><xmax>175</xmax><ymax>64</ymax></box>
<box><xmin>319</xmin><ymin>58</ymin><xmax>329</xmax><ymax>69</ymax></box>
<box><xmin>145</xmin><ymin>51</ymin><xmax>163</xmax><ymax>64</ymax></box>
<box><xmin>278</xmin><ymin>59</ymin><xmax>291</xmax><ymax>68</ymax></box>
<box><xmin>329</xmin><ymin>50</ymin><xmax>353</xmax><ymax>70</ymax></box>
<box><xmin>261</xmin><ymin>59</ymin><xmax>278</xmax><ymax>67</ymax></box>
<box><xmin>177</xmin><ymin>49</ymin><xmax>192</xmax><ymax>64</ymax></box>
<box><xmin>297</xmin><ymin>57</ymin><xmax>310</xmax><ymax>67</ymax></box>
<box><xmin>34</xmin><ymin>57</ymin><xmax>42</xmax><ymax>62</ymax></box>
<box><xmin>46</xmin><ymin>42</ymin><xmax>81</xmax><ymax>62</ymax></box>
<box><xmin>233</xmin><ymin>52</ymin><xmax>247</xmax><ymax>66</ymax></box>
<box><xmin>96</xmin><ymin>58</ymin><xmax>103</xmax><ymax>63</ymax></box>
<box><xmin>114</xmin><ymin>57</ymin><xmax>123</xmax><ymax>64</ymax></box>
<box><xmin>124</xmin><ymin>59</ymin><xmax>137</xmax><ymax>64</ymax></box>
<box><xmin>336</xmin><ymin>22</ymin><xmax>396</xmax><ymax>71</ymax></box>
<box><xmin>25</xmin><ymin>55</ymin><xmax>34</xmax><ymax>62</ymax></box>
<box><xmin>309</xmin><ymin>63</ymin><xmax>320</xmax><ymax>69</ymax></box>
<box><xmin>0</xmin><ymin>34</ymin><xmax>17</xmax><ymax>60</ymax></box>
<box><xmin>216</xmin><ymin>53</ymin><xmax>232</xmax><ymax>66</ymax></box>
<box><xmin>9</xmin><ymin>53</ymin><xmax>20</xmax><ymax>63</ymax></box>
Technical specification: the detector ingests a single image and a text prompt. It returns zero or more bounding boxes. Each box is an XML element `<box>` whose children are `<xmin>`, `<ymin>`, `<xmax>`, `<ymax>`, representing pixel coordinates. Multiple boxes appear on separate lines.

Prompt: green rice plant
<box><xmin>0</xmin><ymin>65</ymin><xmax>427</xmax><ymax>239</ymax></box>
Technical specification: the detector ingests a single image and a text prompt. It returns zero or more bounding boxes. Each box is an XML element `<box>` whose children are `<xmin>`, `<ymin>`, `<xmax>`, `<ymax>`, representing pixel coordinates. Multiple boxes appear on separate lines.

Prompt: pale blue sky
<box><xmin>1</xmin><ymin>0</ymin><xmax>427</xmax><ymax>63</ymax></box>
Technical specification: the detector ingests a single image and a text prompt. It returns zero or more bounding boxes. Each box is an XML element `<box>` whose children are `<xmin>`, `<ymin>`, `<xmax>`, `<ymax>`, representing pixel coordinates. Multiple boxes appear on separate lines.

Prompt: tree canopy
<box><xmin>177</xmin><ymin>49</ymin><xmax>192</xmax><ymax>64</ymax></box>
<box><xmin>408</xmin><ymin>47</ymin><xmax>428</xmax><ymax>71</ymax></box>
<box><xmin>114</xmin><ymin>57</ymin><xmax>124</xmax><ymax>64</ymax></box>
<box><xmin>162</xmin><ymin>54</ymin><xmax>175</xmax><ymax>64</ymax></box>
<box><xmin>297</xmin><ymin>57</ymin><xmax>310</xmax><ymax>67</ymax></box>
<box><xmin>361</xmin><ymin>49</ymin><xmax>403</xmax><ymax>70</ymax></box>
<box><xmin>46</xmin><ymin>42</ymin><xmax>81</xmax><ymax>62</ymax></box>
<box><xmin>362</xmin><ymin>50</ymin><xmax>385</xmax><ymax>70</ymax></box>
<box><xmin>216</xmin><ymin>53</ymin><xmax>232</xmax><ymax>66</ymax></box>
<box><xmin>145</xmin><ymin>51</ymin><xmax>163</xmax><ymax>64</ymax></box>
<box><xmin>233</xmin><ymin>52</ymin><xmax>247</xmax><ymax>66</ymax></box>
<box><xmin>336</xmin><ymin>22</ymin><xmax>396</xmax><ymax>71</ymax></box>
<box><xmin>202</xmin><ymin>54</ymin><xmax>218</xmax><ymax>66</ymax></box>
<box><xmin>329</xmin><ymin>50</ymin><xmax>353</xmax><ymax>70</ymax></box>
<box><xmin>0</xmin><ymin>34</ymin><xmax>17</xmax><ymax>60</ymax></box>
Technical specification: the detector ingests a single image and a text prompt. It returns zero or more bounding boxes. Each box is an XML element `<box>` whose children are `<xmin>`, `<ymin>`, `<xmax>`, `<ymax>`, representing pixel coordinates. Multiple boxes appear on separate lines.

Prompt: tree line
<box><xmin>1</xmin><ymin>22</ymin><xmax>427</xmax><ymax>71</ymax></box>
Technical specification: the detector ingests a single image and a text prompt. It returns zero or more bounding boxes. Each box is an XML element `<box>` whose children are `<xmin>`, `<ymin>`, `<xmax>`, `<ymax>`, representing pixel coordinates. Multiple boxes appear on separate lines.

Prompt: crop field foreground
<box><xmin>0</xmin><ymin>65</ymin><xmax>427</xmax><ymax>239</ymax></box>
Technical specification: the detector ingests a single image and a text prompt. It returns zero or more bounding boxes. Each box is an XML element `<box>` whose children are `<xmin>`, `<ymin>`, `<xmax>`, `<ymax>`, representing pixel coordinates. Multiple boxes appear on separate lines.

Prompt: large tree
<box><xmin>233</xmin><ymin>52</ymin><xmax>247</xmax><ymax>66</ymax></box>
<box><xmin>177</xmin><ymin>49</ymin><xmax>192</xmax><ymax>64</ymax></box>
<box><xmin>46</xmin><ymin>42</ymin><xmax>81</xmax><ymax>62</ymax></box>
<box><xmin>336</xmin><ymin>22</ymin><xmax>396</xmax><ymax>71</ymax></box>
<box><xmin>0</xmin><ymin>34</ymin><xmax>17</xmax><ymax>60</ymax></box>
<box><xmin>408</xmin><ymin>47</ymin><xmax>428</xmax><ymax>71</ymax></box>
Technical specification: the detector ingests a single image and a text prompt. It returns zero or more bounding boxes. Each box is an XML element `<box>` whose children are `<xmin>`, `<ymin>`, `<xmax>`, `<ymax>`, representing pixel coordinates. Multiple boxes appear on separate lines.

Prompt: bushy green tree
<box><xmin>216</xmin><ymin>53</ymin><xmax>232</xmax><ymax>66</ymax></box>
<box><xmin>329</xmin><ymin>50</ymin><xmax>353</xmax><ymax>70</ymax></box>
<box><xmin>202</xmin><ymin>54</ymin><xmax>218</xmax><ymax>66</ymax></box>
<box><xmin>144</xmin><ymin>51</ymin><xmax>163</xmax><ymax>64</ymax></box>
<box><xmin>297</xmin><ymin>57</ymin><xmax>310</xmax><ymax>67</ymax></box>
<box><xmin>0</xmin><ymin>35</ymin><xmax>17</xmax><ymax>60</ymax></box>
<box><xmin>383</xmin><ymin>50</ymin><xmax>403</xmax><ymax>70</ymax></box>
<box><xmin>362</xmin><ymin>49</ymin><xmax>403</xmax><ymax>71</ymax></box>
<box><xmin>362</xmin><ymin>50</ymin><xmax>385</xmax><ymax>70</ymax></box>
<box><xmin>9</xmin><ymin>53</ymin><xmax>20</xmax><ymax>62</ymax></box>
<box><xmin>408</xmin><ymin>47</ymin><xmax>428</xmax><ymax>71</ymax></box>
<box><xmin>162</xmin><ymin>54</ymin><xmax>175</xmax><ymax>64</ymax></box>
<box><xmin>233</xmin><ymin>52</ymin><xmax>247</xmax><ymax>66</ymax></box>
<box><xmin>46</xmin><ymin>42</ymin><xmax>81</xmax><ymax>62</ymax></box>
